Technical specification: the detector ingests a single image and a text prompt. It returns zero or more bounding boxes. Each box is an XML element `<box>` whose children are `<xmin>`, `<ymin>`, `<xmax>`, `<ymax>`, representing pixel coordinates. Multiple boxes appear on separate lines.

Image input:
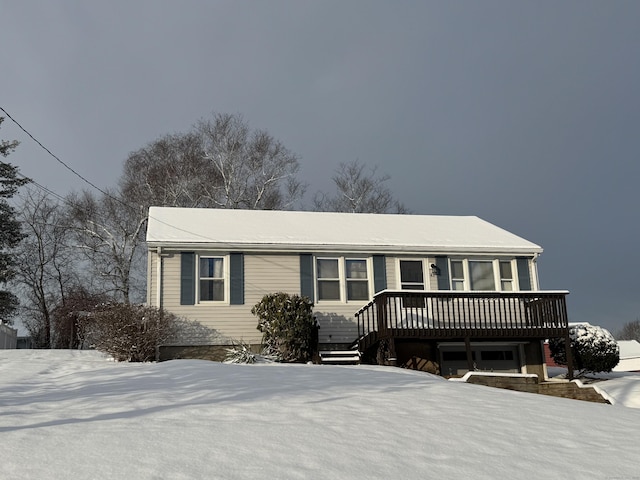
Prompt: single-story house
<box><xmin>146</xmin><ymin>207</ymin><xmax>572</xmax><ymax>377</ymax></box>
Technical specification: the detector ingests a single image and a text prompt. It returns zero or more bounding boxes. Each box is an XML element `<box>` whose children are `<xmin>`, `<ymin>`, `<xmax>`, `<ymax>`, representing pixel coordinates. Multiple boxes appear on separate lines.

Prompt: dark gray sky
<box><xmin>2</xmin><ymin>1</ymin><xmax>639</xmax><ymax>333</ymax></box>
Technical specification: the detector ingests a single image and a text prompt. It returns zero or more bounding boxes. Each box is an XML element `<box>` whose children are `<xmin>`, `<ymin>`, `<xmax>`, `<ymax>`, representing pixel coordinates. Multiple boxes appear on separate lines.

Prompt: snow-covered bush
<box><xmin>84</xmin><ymin>304</ymin><xmax>179</xmax><ymax>362</ymax></box>
<box><xmin>549</xmin><ymin>323</ymin><xmax>620</xmax><ymax>375</ymax></box>
<box><xmin>225</xmin><ymin>341</ymin><xmax>257</xmax><ymax>364</ymax></box>
<box><xmin>252</xmin><ymin>292</ymin><xmax>318</xmax><ymax>362</ymax></box>
<box><xmin>224</xmin><ymin>341</ymin><xmax>278</xmax><ymax>364</ymax></box>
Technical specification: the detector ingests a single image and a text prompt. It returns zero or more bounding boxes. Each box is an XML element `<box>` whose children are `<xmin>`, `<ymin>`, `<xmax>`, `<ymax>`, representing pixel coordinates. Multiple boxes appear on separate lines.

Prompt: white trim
<box><xmin>314</xmin><ymin>256</ymin><xmax>373</xmax><ymax>305</ymax></box>
<box><xmin>396</xmin><ymin>258</ymin><xmax>430</xmax><ymax>291</ymax></box>
<box><xmin>196</xmin><ymin>254</ymin><xmax>229</xmax><ymax>305</ymax></box>
<box><xmin>446</xmin><ymin>257</ymin><xmax>534</xmax><ymax>292</ymax></box>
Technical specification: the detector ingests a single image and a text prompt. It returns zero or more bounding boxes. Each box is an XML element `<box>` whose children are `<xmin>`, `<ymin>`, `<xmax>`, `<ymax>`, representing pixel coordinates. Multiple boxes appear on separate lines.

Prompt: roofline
<box><xmin>146</xmin><ymin>241</ymin><xmax>543</xmax><ymax>255</ymax></box>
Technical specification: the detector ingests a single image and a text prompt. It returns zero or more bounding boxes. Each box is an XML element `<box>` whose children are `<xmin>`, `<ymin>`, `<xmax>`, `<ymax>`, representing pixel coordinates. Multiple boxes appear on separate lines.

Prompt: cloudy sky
<box><xmin>1</xmin><ymin>1</ymin><xmax>639</xmax><ymax>333</ymax></box>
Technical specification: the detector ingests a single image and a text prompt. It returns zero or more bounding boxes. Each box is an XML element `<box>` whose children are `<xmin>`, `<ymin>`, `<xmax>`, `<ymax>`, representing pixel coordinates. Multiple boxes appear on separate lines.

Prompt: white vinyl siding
<box><xmin>159</xmin><ymin>252</ymin><xmax>299</xmax><ymax>344</ymax></box>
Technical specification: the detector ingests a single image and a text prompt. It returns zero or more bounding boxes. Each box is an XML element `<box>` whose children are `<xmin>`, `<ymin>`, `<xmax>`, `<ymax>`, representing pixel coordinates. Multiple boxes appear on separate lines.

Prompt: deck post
<box><xmin>387</xmin><ymin>338</ymin><xmax>397</xmax><ymax>367</ymax></box>
<box><xmin>464</xmin><ymin>336</ymin><xmax>474</xmax><ymax>372</ymax></box>
<box><xmin>376</xmin><ymin>293</ymin><xmax>387</xmax><ymax>335</ymax></box>
<box><xmin>564</xmin><ymin>331</ymin><xmax>574</xmax><ymax>380</ymax></box>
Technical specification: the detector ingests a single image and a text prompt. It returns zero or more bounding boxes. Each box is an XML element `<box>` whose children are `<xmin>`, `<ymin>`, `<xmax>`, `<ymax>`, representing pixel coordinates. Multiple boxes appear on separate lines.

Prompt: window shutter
<box><xmin>180</xmin><ymin>252</ymin><xmax>195</xmax><ymax>305</ymax></box>
<box><xmin>230</xmin><ymin>253</ymin><xmax>244</xmax><ymax>305</ymax></box>
<box><xmin>373</xmin><ymin>255</ymin><xmax>387</xmax><ymax>293</ymax></box>
<box><xmin>435</xmin><ymin>256</ymin><xmax>450</xmax><ymax>290</ymax></box>
<box><xmin>517</xmin><ymin>257</ymin><xmax>532</xmax><ymax>291</ymax></box>
<box><xmin>300</xmin><ymin>254</ymin><xmax>315</xmax><ymax>302</ymax></box>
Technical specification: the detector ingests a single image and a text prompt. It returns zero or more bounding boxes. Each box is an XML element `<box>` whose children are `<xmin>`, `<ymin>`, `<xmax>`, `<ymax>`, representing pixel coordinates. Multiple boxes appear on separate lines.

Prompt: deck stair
<box><xmin>319</xmin><ymin>350</ymin><xmax>361</xmax><ymax>365</ymax></box>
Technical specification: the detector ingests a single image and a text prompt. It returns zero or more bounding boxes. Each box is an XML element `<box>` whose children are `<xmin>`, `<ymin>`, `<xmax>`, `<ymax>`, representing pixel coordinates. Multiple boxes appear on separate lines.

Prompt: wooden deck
<box><xmin>355</xmin><ymin>290</ymin><xmax>571</xmax><ymax>353</ymax></box>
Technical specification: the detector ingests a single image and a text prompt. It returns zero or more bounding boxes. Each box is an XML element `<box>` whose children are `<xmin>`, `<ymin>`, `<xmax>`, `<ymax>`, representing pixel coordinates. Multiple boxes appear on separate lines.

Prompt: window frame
<box><xmin>314</xmin><ymin>256</ymin><xmax>372</xmax><ymax>303</ymax></box>
<box><xmin>397</xmin><ymin>258</ymin><xmax>427</xmax><ymax>291</ymax></box>
<box><xmin>447</xmin><ymin>258</ymin><xmax>520</xmax><ymax>292</ymax></box>
<box><xmin>196</xmin><ymin>254</ymin><xmax>228</xmax><ymax>304</ymax></box>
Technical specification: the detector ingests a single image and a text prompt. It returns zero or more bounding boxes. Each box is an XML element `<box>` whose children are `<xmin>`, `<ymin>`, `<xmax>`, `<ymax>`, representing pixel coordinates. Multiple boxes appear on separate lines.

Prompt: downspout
<box><xmin>156</xmin><ymin>247</ymin><xmax>163</xmax><ymax>309</ymax></box>
<box><xmin>531</xmin><ymin>253</ymin><xmax>540</xmax><ymax>290</ymax></box>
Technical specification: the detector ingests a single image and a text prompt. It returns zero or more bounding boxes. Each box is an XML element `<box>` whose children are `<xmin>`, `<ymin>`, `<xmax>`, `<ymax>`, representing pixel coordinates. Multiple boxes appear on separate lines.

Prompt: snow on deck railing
<box><xmin>356</xmin><ymin>290</ymin><xmax>569</xmax><ymax>340</ymax></box>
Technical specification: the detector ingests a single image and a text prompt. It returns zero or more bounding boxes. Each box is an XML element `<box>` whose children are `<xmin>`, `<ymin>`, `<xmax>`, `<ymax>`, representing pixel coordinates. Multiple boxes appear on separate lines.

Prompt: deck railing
<box><xmin>356</xmin><ymin>290</ymin><xmax>569</xmax><ymax>348</ymax></box>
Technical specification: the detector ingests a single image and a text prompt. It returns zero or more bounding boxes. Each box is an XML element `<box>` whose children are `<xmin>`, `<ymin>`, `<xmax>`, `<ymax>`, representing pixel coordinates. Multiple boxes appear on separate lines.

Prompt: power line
<box><xmin>1</xmin><ymin>108</ymin><xmax>223</xmax><ymax>242</ymax></box>
<box><xmin>0</xmin><ymin>106</ymin><xmax>117</xmax><ymax>201</ymax></box>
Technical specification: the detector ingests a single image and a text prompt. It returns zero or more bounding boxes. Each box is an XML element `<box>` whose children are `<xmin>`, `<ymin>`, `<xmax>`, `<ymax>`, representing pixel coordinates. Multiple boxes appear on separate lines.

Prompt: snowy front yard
<box><xmin>1</xmin><ymin>350</ymin><xmax>639</xmax><ymax>479</ymax></box>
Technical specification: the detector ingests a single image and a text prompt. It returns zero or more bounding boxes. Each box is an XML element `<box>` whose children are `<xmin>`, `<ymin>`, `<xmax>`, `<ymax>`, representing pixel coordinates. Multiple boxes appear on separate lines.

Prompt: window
<box><xmin>317</xmin><ymin>258</ymin><xmax>340</xmax><ymax>301</ymax></box>
<box><xmin>469</xmin><ymin>261</ymin><xmax>495</xmax><ymax>291</ymax></box>
<box><xmin>400</xmin><ymin>260</ymin><xmax>425</xmax><ymax>290</ymax></box>
<box><xmin>346</xmin><ymin>259</ymin><xmax>369</xmax><ymax>301</ymax></box>
<box><xmin>448</xmin><ymin>259</ymin><xmax>518</xmax><ymax>291</ymax></box>
<box><xmin>316</xmin><ymin>257</ymin><xmax>370</xmax><ymax>302</ymax></box>
<box><xmin>199</xmin><ymin>257</ymin><xmax>224</xmax><ymax>301</ymax></box>
<box><xmin>481</xmin><ymin>350</ymin><xmax>514</xmax><ymax>361</ymax></box>
<box><xmin>499</xmin><ymin>261</ymin><xmax>513</xmax><ymax>291</ymax></box>
<box><xmin>450</xmin><ymin>260</ymin><xmax>465</xmax><ymax>291</ymax></box>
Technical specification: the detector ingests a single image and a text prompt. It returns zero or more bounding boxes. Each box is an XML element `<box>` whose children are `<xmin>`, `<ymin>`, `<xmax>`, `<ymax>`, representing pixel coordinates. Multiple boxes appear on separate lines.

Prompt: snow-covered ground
<box><xmin>1</xmin><ymin>350</ymin><xmax>639</xmax><ymax>479</ymax></box>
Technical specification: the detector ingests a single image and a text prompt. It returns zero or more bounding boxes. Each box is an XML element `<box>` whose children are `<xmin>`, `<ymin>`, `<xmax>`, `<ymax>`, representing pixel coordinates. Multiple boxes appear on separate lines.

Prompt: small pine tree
<box><xmin>0</xmin><ymin>117</ymin><xmax>30</xmax><ymax>324</ymax></box>
<box><xmin>549</xmin><ymin>323</ymin><xmax>620</xmax><ymax>376</ymax></box>
<box><xmin>252</xmin><ymin>292</ymin><xmax>317</xmax><ymax>362</ymax></box>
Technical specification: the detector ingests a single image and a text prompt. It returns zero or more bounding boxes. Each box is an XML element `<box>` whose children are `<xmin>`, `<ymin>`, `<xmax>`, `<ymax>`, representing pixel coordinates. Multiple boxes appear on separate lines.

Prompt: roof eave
<box><xmin>146</xmin><ymin>241</ymin><xmax>543</xmax><ymax>255</ymax></box>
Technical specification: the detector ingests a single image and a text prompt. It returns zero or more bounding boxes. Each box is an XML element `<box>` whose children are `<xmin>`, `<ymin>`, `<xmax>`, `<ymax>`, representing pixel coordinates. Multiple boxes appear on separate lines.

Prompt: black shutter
<box><xmin>180</xmin><ymin>252</ymin><xmax>195</xmax><ymax>305</ymax></box>
<box><xmin>373</xmin><ymin>255</ymin><xmax>387</xmax><ymax>293</ymax></box>
<box><xmin>517</xmin><ymin>257</ymin><xmax>532</xmax><ymax>290</ymax></box>
<box><xmin>300</xmin><ymin>254</ymin><xmax>314</xmax><ymax>302</ymax></box>
<box><xmin>230</xmin><ymin>253</ymin><xmax>244</xmax><ymax>305</ymax></box>
<box><xmin>435</xmin><ymin>256</ymin><xmax>450</xmax><ymax>290</ymax></box>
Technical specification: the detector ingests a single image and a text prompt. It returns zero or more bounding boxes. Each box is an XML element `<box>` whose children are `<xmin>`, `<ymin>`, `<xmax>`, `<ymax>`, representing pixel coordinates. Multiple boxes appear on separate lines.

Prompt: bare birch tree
<box><xmin>67</xmin><ymin>190</ymin><xmax>147</xmax><ymax>304</ymax></box>
<box><xmin>120</xmin><ymin>131</ymin><xmax>219</xmax><ymax>209</ymax></box>
<box><xmin>15</xmin><ymin>190</ymin><xmax>77</xmax><ymax>347</ymax></box>
<box><xmin>313</xmin><ymin>159</ymin><xmax>408</xmax><ymax>214</ymax></box>
<box><xmin>120</xmin><ymin>114</ymin><xmax>305</xmax><ymax>212</ymax></box>
<box><xmin>197</xmin><ymin>113</ymin><xmax>305</xmax><ymax>210</ymax></box>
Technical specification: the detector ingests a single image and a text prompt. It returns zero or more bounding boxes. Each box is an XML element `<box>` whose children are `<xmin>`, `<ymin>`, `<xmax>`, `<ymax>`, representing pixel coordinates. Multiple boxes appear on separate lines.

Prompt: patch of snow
<box><xmin>1</xmin><ymin>350</ymin><xmax>639</xmax><ymax>479</ymax></box>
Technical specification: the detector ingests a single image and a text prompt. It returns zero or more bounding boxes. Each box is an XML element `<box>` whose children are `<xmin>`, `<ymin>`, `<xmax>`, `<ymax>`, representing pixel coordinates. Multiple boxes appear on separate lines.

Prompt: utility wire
<box><xmin>1</xmin><ymin>107</ymin><xmax>218</xmax><ymax>242</ymax></box>
<box><xmin>0</xmin><ymin>106</ymin><xmax>117</xmax><ymax>202</ymax></box>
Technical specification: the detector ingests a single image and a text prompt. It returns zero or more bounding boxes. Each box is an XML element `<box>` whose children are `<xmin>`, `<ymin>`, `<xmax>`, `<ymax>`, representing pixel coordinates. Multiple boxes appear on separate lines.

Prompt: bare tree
<box><xmin>617</xmin><ymin>319</ymin><xmax>640</xmax><ymax>341</ymax></box>
<box><xmin>313</xmin><ymin>159</ymin><xmax>408</xmax><ymax>214</ymax></box>
<box><xmin>15</xmin><ymin>190</ymin><xmax>77</xmax><ymax>347</ymax></box>
<box><xmin>121</xmin><ymin>114</ymin><xmax>305</xmax><ymax>212</ymax></box>
<box><xmin>74</xmin><ymin>113</ymin><xmax>305</xmax><ymax>307</ymax></box>
<box><xmin>120</xmin><ymin>131</ymin><xmax>219</xmax><ymax>209</ymax></box>
<box><xmin>67</xmin><ymin>190</ymin><xmax>147</xmax><ymax>304</ymax></box>
<box><xmin>197</xmin><ymin>113</ymin><xmax>305</xmax><ymax>210</ymax></box>
<box><xmin>51</xmin><ymin>288</ymin><xmax>110</xmax><ymax>349</ymax></box>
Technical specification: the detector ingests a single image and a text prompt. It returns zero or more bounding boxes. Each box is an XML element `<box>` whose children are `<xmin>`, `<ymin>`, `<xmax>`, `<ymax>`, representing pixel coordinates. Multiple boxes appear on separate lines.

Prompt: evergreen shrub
<box><xmin>549</xmin><ymin>323</ymin><xmax>620</xmax><ymax>375</ymax></box>
<box><xmin>252</xmin><ymin>292</ymin><xmax>317</xmax><ymax>362</ymax></box>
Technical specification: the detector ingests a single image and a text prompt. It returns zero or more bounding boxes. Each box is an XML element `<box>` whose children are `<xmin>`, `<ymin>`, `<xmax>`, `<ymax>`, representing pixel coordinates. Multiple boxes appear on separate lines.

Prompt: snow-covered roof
<box><xmin>618</xmin><ymin>340</ymin><xmax>640</xmax><ymax>360</ymax></box>
<box><xmin>146</xmin><ymin>207</ymin><xmax>543</xmax><ymax>254</ymax></box>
